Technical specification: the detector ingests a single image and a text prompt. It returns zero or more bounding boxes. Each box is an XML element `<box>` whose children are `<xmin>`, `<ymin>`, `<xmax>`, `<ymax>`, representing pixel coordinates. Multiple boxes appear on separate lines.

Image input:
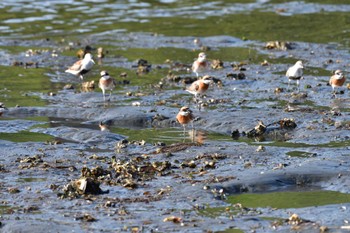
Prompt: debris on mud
<box><xmin>111</xmin><ymin>155</ymin><xmax>172</xmax><ymax>189</ymax></box>
<box><xmin>265</xmin><ymin>41</ymin><xmax>293</xmax><ymax>50</ymax></box>
<box><xmin>59</xmin><ymin>177</ymin><xmax>105</xmax><ymax>199</ymax></box>
<box><xmin>211</xmin><ymin>59</ymin><xmax>224</xmax><ymax>69</ymax></box>
<box><xmin>163</xmin><ymin>216</ymin><xmax>182</xmax><ymax>224</ymax></box>
<box><xmin>153</xmin><ymin>142</ymin><xmax>200</xmax><ymax>154</ymax></box>
<box><xmin>246</xmin><ymin>120</ymin><xmax>267</xmax><ymax>138</ymax></box>
<box><xmin>81</xmin><ymin>80</ymin><xmax>95</xmax><ymax>92</ymax></box>
<box><xmin>226</xmin><ymin>72</ymin><xmax>246</xmax><ymax>80</ymax></box>
<box><xmin>134</xmin><ymin>58</ymin><xmax>152</xmax><ymax>75</ymax></box>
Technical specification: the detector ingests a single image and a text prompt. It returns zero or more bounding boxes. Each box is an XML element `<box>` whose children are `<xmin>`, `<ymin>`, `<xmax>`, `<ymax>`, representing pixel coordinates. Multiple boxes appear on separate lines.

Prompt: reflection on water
<box><xmin>187</xmin><ymin>129</ymin><xmax>207</xmax><ymax>144</ymax></box>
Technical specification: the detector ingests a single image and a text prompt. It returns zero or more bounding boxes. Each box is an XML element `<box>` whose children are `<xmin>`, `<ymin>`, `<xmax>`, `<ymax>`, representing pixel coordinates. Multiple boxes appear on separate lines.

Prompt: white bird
<box><xmin>192</xmin><ymin>52</ymin><xmax>208</xmax><ymax>77</ymax></box>
<box><xmin>65</xmin><ymin>53</ymin><xmax>95</xmax><ymax>79</ymax></box>
<box><xmin>286</xmin><ymin>60</ymin><xmax>304</xmax><ymax>91</ymax></box>
<box><xmin>98</xmin><ymin>70</ymin><xmax>116</xmax><ymax>102</ymax></box>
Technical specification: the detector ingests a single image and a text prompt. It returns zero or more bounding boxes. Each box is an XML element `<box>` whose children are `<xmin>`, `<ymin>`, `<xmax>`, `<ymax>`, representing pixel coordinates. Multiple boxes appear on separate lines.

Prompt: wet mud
<box><xmin>1</xmin><ymin>1</ymin><xmax>350</xmax><ymax>232</ymax></box>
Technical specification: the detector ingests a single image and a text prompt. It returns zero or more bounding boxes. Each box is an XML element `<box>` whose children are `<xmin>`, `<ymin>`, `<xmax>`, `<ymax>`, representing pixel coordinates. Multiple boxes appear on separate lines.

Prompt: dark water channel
<box><xmin>0</xmin><ymin>0</ymin><xmax>350</xmax><ymax>232</ymax></box>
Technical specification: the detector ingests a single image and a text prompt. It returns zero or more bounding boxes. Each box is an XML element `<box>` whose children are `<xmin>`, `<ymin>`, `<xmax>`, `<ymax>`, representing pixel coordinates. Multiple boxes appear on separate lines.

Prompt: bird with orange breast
<box><xmin>186</xmin><ymin>75</ymin><xmax>211</xmax><ymax>101</ymax></box>
<box><xmin>65</xmin><ymin>53</ymin><xmax>95</xmax><ymax>80</ymax></box>
<box><xmin>329</xmin><ymin>69</ymin><xmax>346</xmax><ymax>98</ymax></box>
<box><xmin>176</xmin><ymin>106</ymin><xmax>195</xmax><ymax>134</ymax></box>
<box><xmin>286</xmin><ymin>60</ymin><xmax>304</xmax><ymax>91</ymax></box>
<box><xmin>99</xmin><ymin>70</ymin><xmax>116</xmax><ymax>102</ymax></box>
<box><xmin>192</xmin><ymin>52</ymin><xmax>208</xmax><ymax>77</ymax></box>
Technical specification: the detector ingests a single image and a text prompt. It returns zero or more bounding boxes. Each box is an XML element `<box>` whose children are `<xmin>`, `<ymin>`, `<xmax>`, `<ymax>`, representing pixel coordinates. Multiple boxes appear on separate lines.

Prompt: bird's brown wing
<box><xmin>67</xmin><ymin>59</ymin><xmax>83</xmax><ymax>71</ymax></box>
<box><xmin>188</xmin><ymin>81</ymin><xmax>200</xmax><ymax>92</ymax></box>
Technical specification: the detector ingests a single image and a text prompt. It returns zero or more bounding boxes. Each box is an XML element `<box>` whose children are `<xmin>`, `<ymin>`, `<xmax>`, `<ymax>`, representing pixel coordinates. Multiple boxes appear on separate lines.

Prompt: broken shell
<box><xmin>256</xmin><ymin>145</ymin><xmax>265</xmax><ymax>152</ymax></box>
<box><xmin>274</xmin><ymin>87</ymin><xmax>284</xmax><ymax>93</ymax></box>
<box><xmin>163</xmin><ymin>216</ymin><xmax>182</xmax><ymax>223</ymax></box>
<box><xmin>261</xmin><ymin>60</ymin><xmax>269</xmax><ymax>66</ymax></box>
<box><xmin>288</xmin><ymin>213</ymin><xmax>303</xmax><ymax>225</ymax></box>
<box><xmin>74</xmin><ymin>177</ymin><xmax>103</xmax><ymax>195</ymax></box>
<box><xmin>132</xmin><ymin>101</ymin><xmax>141</xmax><ymax>106</ymax></box>
<box><xmin>211</xmin><ymin>59</ymin><xmax>224</xmax><ymax>69</ymax></box>
<box><xmin>63</xmin><ymin>84</ymin><xmax>74</xmax><ymax>90</ymax></box>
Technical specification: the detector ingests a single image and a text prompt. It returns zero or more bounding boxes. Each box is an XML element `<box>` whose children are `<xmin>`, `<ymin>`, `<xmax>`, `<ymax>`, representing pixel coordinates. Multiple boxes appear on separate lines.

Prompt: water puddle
<box><xmin>110</xmin><ymin>127</ymin><xmax>229</xmax><ymax>145</ymax></box>
<box><xmin>286</xmin><ymin>150</ymin><xmax>317</xmax><ymax>158</ymax></box>
<box><xmin>16</xmin><ymin>177</ymin><xmax>47</xmax><ymax>183</ymax></box>
<box><xmin>227</xmin><ymin>190</ymin><xmax>350</xmax><ymax>209</ymax></box>
<box><xmin>0</xmin><ymin>131</ymin><xmax>54</xmax><ymax>142</ymax></box>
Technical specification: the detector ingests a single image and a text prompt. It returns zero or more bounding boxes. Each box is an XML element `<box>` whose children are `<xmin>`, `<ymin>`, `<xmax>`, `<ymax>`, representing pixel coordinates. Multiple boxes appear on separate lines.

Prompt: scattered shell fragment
<box><xmin>132</xmin><ymin>101</ymin><xmax>141</xmax><ymax>106</ymax></box>
<box><xmin>63</xmin><ymin>84</ymin><xmax>74</xmax><ymax>90</ymax></box>
<box><xmin>274</xmin><ymin>87</ymin><xmax>284</xmax><ymax>93</ymax></box>
<box><xmin>261</xmin><ymin>60</ymin><xmax>269</xmax><ymax>66</ymax></box>
<box><xmin>256</xmin><ymin>145</ymin><xmax>265</xmax><ymax>152</ymax></box>
<box><xmin>288</xmin><ymin>213</ymin><xmax>303</xmax><ymax>225</ymax></box>
<box><xmin>163</xmin><ymin>216</ymin><xmax>182</xmax><ymax>223</ymax></box>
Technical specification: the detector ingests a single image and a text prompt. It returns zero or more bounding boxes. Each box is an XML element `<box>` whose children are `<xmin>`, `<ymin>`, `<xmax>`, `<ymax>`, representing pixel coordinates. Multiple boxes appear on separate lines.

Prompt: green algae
<box><xmin>227</xmin><ymin>190</ymin><xmax>350</xmax><ymax>209</ymax></box>
<box><xmin>0</xmin><ymin>131</ymin><xmax>54</xmax><ymax>142</ymax></box>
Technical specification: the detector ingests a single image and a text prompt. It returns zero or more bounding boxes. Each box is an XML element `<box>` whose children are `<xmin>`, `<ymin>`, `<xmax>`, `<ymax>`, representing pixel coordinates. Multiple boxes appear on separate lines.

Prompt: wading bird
<box><xmin>65</xmin><ymin>53</ymin><xmax>95</xmax><ymax>80</ymax></box>
<box><xmin>98</xmin><ymin>70</ymin><xmax>116</xmax><ymax>102</ymax></box>
<box><xmin>286</xmin><ymin>60</ymin><xmax>304</xmax><ymax>91</ymax></box>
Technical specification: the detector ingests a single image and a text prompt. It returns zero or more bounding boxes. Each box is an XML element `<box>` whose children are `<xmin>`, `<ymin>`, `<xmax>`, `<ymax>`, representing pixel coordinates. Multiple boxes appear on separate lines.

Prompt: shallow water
<box><xmin>1</xmin><ymin>0</ymin><xmax>350</xmax><ymax>232</ymax></box>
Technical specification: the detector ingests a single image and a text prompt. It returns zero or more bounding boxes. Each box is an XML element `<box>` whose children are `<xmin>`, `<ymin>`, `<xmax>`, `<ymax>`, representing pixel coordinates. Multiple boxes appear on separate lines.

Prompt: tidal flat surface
<box><xmin>0</xmin><ymin>0</ymin><xmax>350</xmax><ymax>232</ymax></box>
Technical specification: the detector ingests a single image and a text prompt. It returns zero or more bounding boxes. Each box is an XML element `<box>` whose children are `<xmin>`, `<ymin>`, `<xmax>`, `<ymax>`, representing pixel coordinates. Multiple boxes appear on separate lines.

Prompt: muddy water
<box><xmin>0</xmin><ymin>0</ymin><xmax>350</xmax><ymax>232</ymax></box>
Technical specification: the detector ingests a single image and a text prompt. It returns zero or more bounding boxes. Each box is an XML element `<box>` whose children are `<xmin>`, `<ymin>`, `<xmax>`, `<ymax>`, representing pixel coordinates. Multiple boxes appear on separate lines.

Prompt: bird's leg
<box><xmin>296</xmin><ymin>80</ymin><xmax>300</xmax><ymax>92</ymax></box>
<box><xmin>108</xmin><ymin>91</ymin><xmax>112</xmax><ymax>102</ymax></box>
<box><xmin>287</xmin><ymin>80</ymin><xmax>291</xmax><ymax>91</ymax></box>
<box><xmin>102</xmin><ymin>90</ymin><xmax>106</xmax><ymax>102</ymax></box>
<box><xmin>182</xmin><ymin>125</ymin><xmax>186</xmax><ymax>136</ymax></box>
<box><xmin>333</xmin><ymin>87</ymin><xmax>337</xmax><ymax>99</ymax></box>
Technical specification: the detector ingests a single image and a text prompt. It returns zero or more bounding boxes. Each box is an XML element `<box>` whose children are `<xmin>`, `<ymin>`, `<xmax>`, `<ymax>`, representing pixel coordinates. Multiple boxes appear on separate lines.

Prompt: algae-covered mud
<box><xmin>0</xmin><ymin>0</ymin><xmax>350</xmax><ymax>232</ymax></box>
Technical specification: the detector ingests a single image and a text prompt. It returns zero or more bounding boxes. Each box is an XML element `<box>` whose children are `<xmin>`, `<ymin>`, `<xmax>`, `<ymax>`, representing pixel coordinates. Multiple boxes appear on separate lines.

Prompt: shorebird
<box><xmin>192</xmin><ymin>52</ymin><xmax>208</xmax><ymax>77</ymax></box>
<box><xmin>176</xmin><ymin>106</ymin><xmax>195</xmax><ymax>134</ymax></box>
<box><xmin>65</xmin><ymin>53</ymin><xmax>95</xmax><ymax>79</ymax></box>
<box><xmin>99</xmin><ymin>120</ymin><xmax>113</xmax><ymax>132</ymax></box>
<box><xmin>329</xmin><ymin>69</ymin><xmax>346</xmax><ymax>98</ymax></box>
<box><xmin>186</xmin><ymin>75</ymin><xmax>211</xmax><ymax>101</ymax></box>
<box><xmin>286</xmin><ymin>60</ymin><xmax>304</xmax><ymax>91</ymax></box>
<box><xmin>98</xmin><ymin>70</ymin><xmax>116</xmax><ymax>102</ymax></box>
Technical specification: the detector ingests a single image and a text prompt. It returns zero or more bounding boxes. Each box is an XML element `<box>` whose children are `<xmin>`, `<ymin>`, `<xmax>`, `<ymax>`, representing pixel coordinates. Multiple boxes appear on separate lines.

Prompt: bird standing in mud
<box><xmin>192</xmin><ymin>52</ymin><xmax>208</xmax><ymax>77</ymax></box>
<box><xmin>176</xmin><ymin>106</ymin><xmax>195</xmax><ymax>134</ymax></box>
<box><xmin>99</xmin><ymin>70</ymin><xmax>116</xmax><ymax>102</ymax></box>
<box><xmin>186</xmin><ymin>75</ymin><xmax>211</xmax><ymax>102</ymax></box>
<box><xmin>329</xmin><ymin>69</ymin><xmax>346</xmax><ymax>98</ymax></box>
<box><xmin>286</xmin><ymin>60</ymin><xmax>304</xmax><ymax>91</ymax></box>
<box><xmin>65</xmin><ymin>53</ymin><xmax>95</xmax><ymax>80</ymax></box>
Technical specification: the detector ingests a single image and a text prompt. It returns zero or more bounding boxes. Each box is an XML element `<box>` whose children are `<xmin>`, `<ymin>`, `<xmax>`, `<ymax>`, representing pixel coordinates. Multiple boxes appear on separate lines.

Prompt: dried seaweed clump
<box><xmin>247</xmin><ymin>121</ymin><xmax>267</xmax><ymax>138</ymax></box>
<box><xmin>279</xmin><ymin>118</ymin><xmax>297</xmax><ymax>129</ymax></box>
<box><xmin>111</xmin><ymin>156</ymin><xmax>172</xmax><ymax>189</ymax></box>
<box><xmin>58</xmin><ymin>166</ymin><xmax>110</xmax><ymax>199</ymax></box>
